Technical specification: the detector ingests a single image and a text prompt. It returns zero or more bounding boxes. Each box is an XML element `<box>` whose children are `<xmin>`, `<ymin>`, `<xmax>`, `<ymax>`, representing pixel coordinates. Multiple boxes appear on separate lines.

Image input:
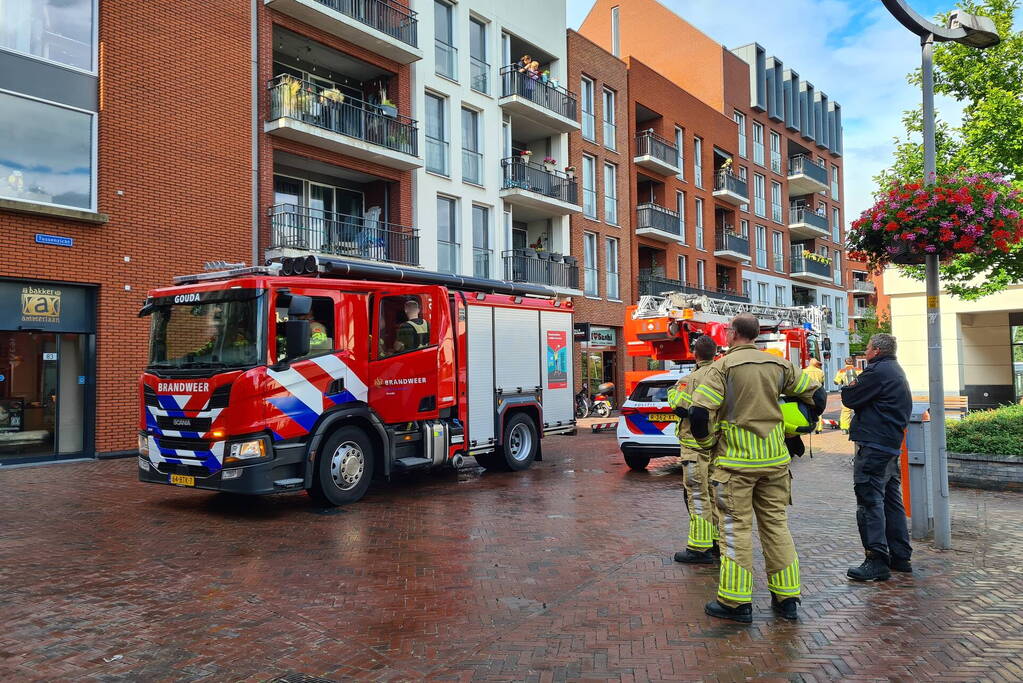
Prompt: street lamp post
<box><xmin>879</xmin><ymin>0</ymin><xmax>999</xmax><ymax>550</ymax></box>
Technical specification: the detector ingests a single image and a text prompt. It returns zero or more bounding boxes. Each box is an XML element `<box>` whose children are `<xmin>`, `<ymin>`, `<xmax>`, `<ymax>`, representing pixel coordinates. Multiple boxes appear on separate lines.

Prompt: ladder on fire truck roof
<box><xmin>633</xmin><ymin>293</ymin><xmax>829</xmax><ymax>332</ymax></box>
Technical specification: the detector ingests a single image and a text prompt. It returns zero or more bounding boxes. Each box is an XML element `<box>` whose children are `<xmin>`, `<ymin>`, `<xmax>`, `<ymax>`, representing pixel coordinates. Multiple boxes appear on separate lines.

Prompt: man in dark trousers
<box><xmin>841</xmin><ymin>333</ymin><xmax>913</xmax><ymax>581</ymax></box>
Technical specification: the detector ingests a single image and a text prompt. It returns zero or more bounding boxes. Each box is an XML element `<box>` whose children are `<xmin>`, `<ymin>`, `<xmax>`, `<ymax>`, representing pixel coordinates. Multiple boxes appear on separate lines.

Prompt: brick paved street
<box><xmin>2</xmin><ymin>418</ymin><xmax>1022</xmax><ymax>681</ymax></box>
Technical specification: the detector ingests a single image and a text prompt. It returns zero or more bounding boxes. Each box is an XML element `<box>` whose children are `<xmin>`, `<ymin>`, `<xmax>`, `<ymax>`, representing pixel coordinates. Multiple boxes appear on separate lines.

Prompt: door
<box><xmin>308</xmin><ymin>183</ymin><xmax>334</xmax><ymax>253</ymax></box>
<box><xmin>273</xmin><ymin>175</ymin><xmax>304</xmax><ymax>248</ymax></box>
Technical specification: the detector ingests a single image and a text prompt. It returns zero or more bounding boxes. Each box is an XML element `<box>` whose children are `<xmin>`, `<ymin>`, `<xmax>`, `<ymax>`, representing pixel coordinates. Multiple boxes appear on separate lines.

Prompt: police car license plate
<box><xmin>648</xmin><ymin>413</ymin><xmax>679</xmax><ymax>422</ymax></box>
<box><xmin>170</xmin><ymin>474</ymin><xmax>195</xmax><ymax>487</ymax></box>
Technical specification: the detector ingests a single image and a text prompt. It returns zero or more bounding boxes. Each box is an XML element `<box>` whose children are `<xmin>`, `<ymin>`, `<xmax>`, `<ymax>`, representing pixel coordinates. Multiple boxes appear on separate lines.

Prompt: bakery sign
<box><xmin>588</xmin><ymin>326</ymin><xmax>616</xmax><ymax>347</ymax></box>
<box><xmin>21</xmin><ymin>286</ymin><xmax>62</xmax><ymax>324</ymax></box>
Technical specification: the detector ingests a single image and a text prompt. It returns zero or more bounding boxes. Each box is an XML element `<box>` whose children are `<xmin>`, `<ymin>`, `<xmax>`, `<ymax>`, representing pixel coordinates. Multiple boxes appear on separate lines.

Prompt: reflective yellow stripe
<box><xmin>687</xmin><ymin>514</ymin><xmax>716</xmax><ymax>549</ymax></box>
<box><xmin>695</xmin><ymin>384</ymin><xmax>724</xmax><ymax>405</ymax></box>
<box><xmin>768</xmin><ymin>557</ymin><xmax>801</xmax><ymax>597</ymax></box>
<box><xmin>718</xmin><ymin>557</ymin><xmax>753</xmax><ymax>602</ymax></box>
<box><xmin>794</xmin><ymin>371</ymin><xmax>810</xmax><ymax>394</ymax></box>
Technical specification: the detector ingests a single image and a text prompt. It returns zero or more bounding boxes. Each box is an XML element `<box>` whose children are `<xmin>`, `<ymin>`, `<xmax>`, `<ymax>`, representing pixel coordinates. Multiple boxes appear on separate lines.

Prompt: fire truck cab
<box><xmin>137</xmin><ymin>256</ymin><xmax>576</xmax><ymax>506</ymax></box>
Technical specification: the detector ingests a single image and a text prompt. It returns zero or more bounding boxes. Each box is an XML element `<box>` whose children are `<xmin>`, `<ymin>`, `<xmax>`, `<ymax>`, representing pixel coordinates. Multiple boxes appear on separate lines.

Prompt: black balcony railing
<box><xmin>787</xmin><ymin>154</ymin><xmax>828</xmax><ymax>185</ymax></box>
<box><xmin>713</xmin><ymin>170</ymin><xmax>749</xmax><ymax>199</ymax></box>
<box><xmin>789</xmin><ymin>206</ymin><xmax>829</xmax><ymax>232</ymax></box>
<box><xmin>269</xmin><ymin>203</ymin><xmax>419</xmax><ymax>266</ymax></box>
<box><xmin>501</xmin><ymin>157</ymin><xmax>579</xmax><ymax>204</ymax></box>
<box><xmin>500</xmin><ymin>66</ymin><xmax>578</xmax><ymax>121</ymax></box>
<box><xmin>636</xmin><ymin>203</ymin><xmax>683</xmax><ymax>238</ymax></box>
<box><xmin>504</xmin><ymin>250</ymin><xmax>579</xmax><ymax>290</ymax></box>
<box><xmin>790</xmin><ymin>252</ymin><xmax>833</xmax><ymax>279</ymax></box>
<box><xmin>309</xmin><ymin>0</ymin><xmax>418</xmax><ymax>47</ymax></box>
<box><xmin>637</xmin><ymin>270</ymin><xmax>750</xmax><ymax>303</ymax></box>
<box><xmin>714</xmin><ymin>229</ymin><xmax>750</xmax><ymax>256</ymax></box>
<box><xmin>634</xmin><ymin>131</ymin><xmax>679</xmax><ymax>167</ymax></box>
<box><xmin>268</xmin><ymin>75</ymin><xmax>418</xmax><ymax>156</ymax></box>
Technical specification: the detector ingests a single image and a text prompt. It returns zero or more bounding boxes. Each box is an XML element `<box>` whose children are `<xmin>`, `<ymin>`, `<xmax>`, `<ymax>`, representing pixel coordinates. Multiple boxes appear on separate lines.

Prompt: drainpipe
<box><xmin>250</xmin><ymin>0</ymin><xmax>260</xmax><ymax>267</ymax></box>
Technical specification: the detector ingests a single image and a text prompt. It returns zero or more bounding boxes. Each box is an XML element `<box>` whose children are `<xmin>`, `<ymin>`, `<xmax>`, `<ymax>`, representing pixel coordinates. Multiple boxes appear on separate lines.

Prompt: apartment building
<box><xmin>415</xmin><ymin>0</ymin><xmax>581</xmax><ymax>294</ymax></box>
<box><xmin>579</xmin><ymin>0</ymin><xmax>849</xmax><ymax>387</ymax></box>
<box><xmin>566</xmin><ymin>30</ymin><xmax>631</xmax><ymax>396</ymax></box>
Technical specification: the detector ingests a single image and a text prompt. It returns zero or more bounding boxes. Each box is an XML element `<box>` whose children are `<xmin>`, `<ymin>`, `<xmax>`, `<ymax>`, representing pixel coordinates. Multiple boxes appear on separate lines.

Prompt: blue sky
<box><xmin>566</xmin><ymin>0</ymin><xmax>998</xmax><ymax>224</ymax></box>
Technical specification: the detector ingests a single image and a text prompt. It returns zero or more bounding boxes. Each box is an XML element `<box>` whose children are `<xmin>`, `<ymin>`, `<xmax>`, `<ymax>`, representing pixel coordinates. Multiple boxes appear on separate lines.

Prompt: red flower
<box><xmin>896</xmin><ymin>210</ymin><xmax>909</xmax><ymax>220</ymax></box>
<box><xmin>885</xmin><ymin>221</ymin><xmax>899</xmax><ymax>231</ymax></box>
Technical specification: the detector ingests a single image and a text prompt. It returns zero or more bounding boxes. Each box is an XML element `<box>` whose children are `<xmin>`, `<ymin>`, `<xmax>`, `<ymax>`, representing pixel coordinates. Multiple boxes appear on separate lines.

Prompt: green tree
<box><xmin>873</xmin><ymin>0</ymin><xmax>1023</xmax><ymax>300</ymax></box>
<box><xmin>849</xmin><ymin>306</ymin><xmax>892</xmax><ymax>356</ymax></box>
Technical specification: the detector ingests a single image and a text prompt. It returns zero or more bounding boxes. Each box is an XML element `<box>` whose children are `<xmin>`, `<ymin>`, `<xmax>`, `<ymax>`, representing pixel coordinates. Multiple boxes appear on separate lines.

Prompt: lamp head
<box><xmin>947</xmin><ymin>10</ymin><xmax>1000</xmax><ymax>48</ymax></box>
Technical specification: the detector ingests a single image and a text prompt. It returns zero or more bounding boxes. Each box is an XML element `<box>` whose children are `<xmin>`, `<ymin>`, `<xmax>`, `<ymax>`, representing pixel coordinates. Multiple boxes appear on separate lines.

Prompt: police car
<box><xmin>616</xmin><ymin>368</ymin><xmax>692</xmax><ymax>471</ymax></box>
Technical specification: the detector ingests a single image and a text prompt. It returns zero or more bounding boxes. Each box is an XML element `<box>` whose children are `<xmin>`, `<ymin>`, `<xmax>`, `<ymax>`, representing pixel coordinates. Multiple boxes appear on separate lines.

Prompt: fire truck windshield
<box><xmin>147</xmin><ymin>299</ymin><xmax>262</xmax><ymax>372</ymax></box>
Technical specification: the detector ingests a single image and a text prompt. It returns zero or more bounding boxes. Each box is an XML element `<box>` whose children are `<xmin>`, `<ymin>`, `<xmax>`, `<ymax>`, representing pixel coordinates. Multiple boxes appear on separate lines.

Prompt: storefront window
<box><xmin>1012</xmin><ymin>320</ymin><xmax>1023</xmax><ymax>402</ymax></box>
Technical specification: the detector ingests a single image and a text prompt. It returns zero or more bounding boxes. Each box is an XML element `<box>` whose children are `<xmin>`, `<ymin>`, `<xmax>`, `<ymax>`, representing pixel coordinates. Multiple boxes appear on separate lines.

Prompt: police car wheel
<box><xmin>623</xmin><ymin>453</ymin><xmax>650</xmax><ymax>471</ymax></box>
<box><xmin>501</xmin><ymin>413</ymin><xmax>538</xmax><ymax>472</ymax></box>
<box><xmin>310</xmin><ymin>426</ymin><xmax>375</xmax><ymax>506</ymax></box>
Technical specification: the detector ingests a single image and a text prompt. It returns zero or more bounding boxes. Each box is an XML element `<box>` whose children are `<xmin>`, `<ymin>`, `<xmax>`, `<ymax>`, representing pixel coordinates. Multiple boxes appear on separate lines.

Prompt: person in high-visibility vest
<box><xmin>666</xmin><ymin>334</ymin><xmax>720</xmax><ymax>564</ymax></box>
<box><xmin>833</xmin><ymin>357</ymin><xmax>861</xmax><ymax>433</ymax></box>
<box><xmin>803</xmin><ymin>358</ymin><xmax>826</xmax><ymax>434</ymax></box>
<box><xmin>691</xmin><ymin>313</ymin><xmax>825</xmax><ymax>623</ymax></box>
<box><xmin>394</xmin><ymin>297</ymin><xmax>430</xmax><ymax>353</ymax></box>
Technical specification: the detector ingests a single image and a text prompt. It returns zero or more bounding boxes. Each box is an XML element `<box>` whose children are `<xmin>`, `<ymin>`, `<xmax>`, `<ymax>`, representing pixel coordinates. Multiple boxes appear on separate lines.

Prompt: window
<box><xmin>425</xmin><ymin>93</ymin><xmax>448</xmax><ymax>175</ymax></box>
<box><xmin>605</xmin><ymin>238</ymin><xmax>620</xmax><ymax>300</ymax></box>
<box><xmin>834</xmin><ymin>250</ymin><xmax>843</xmax><ymax>286</ymax></box>
<box><xmin>822</xmin><ymin>295</ymin><xmax>832</xmax><ymax>324</ymax></box>
<box><xmin>676</xmin><ymin>191</ymin><xmax>687</xmax><ymax>243</ymax></box>
<box><xmin>831</xmin><ymin>165</ymin><xmax>840</xmax><ymax>199</ymax></box>
<box><xmin>376</xmin><ymin>294</ymin><xmax>434</xmax><ymax>359</ymax></box>
<box><xmin>437</xmin><ymin>196</ymin><xmax>458</xmax><ymax>273</ymax></box>
<box><xmin>772</xmin><ymin>231</ymin><xmax>785</xmax><ymax>272</ymax></box>
<box><xmin>738</xmin><ymin>166</ymin><xmax>749</xmax><ymax>212</ymax></box>
<box><xmin>581</xmin><ymin>77</ymin><xmax>596</xmax><ymax>141</ymax></box>
<box><xmin>274</xmin><ymin>294</ymin><xmax>336</xmax><ymax>362</ymax></box>
<box><xmin>694</xmin><ymin>197</ymin><xmax>704</xmax><ymax>250</ymax></box>
<box><xmin>739</xmin><ymin>218</ymin><xmax>749</xmax><ymax>237</ymax></box>
<box><xmin>757</xmin><ymin>282</ymin><xmax>769</xmax><ymax>305</ymax></box>
<box><xmin>832</xmin><ymin>207</ymin><xmax>842</xmax><ymax>244</ymax></box>
<box><xmin>1</xmin><ymin>0</ymin><xmax>95</xmax><ymax>72</ymax></box>
<box><xmin>472</xmin><ymin>205</ymin><xmax>491</xmax><ymax>278</ymax></box>
<box><xmin>755</xmin><ymin>225</ymin><xmax>767</xmax><ymax>268</ymax></box>
<box><xmin>693</xmin><ymin>137</ymin><xmax>705</xmax><ymax>187</ymax></box>
<box><xmin>771</xmin><ymin>181</ymin><xmax>783</xmax><ymax>222</ymax></box>
<box><xmin>742</xmin><ymin>278</ymin><xmax>752</xmax><ymax>300</ymax></box>
<box><xmin>696</xmin><ymin>260</ymin><xmax>706</xmax><ymax>289</ymax></box>
<box><xmin>583</xmin><ymin>232</ymin><xmax>599</xmax><ymax>296</ymax></box>
<box><xmin>675</xmin><ymin>126</ymin><xmax>685</xmax><ymax>179</ymax></box>
<box><xmin>461</xmin><ymin>107</ymin><xmax>482</xmax><ymax>185</ymax></box>
<box><xmin>775</xmin><ymin>285</ymin><xmax>786</xmax><ymax>306</ymax></box>
<box><xmin>734</xmin><ymin>111</ymin><xmax>747</xmax><ymax>158</ymax></box>
<box><xmin>770</xmin><ymin>130</ymin><xmax>781</xmax><ymax>174</ymax></box>
<box><xmin>469</xmin><ymin>17</ymin><xmax>488</xmax><ymax>94</ymax></box>
<box><xmin>753</xmin><ymin>173</ymin><xmax>766</xmax><ymax>217</ymax></box>
<box><xmin>434</xmin><ymin>1</ymin><xmax>456</xmax><ymax>80</ymax></box>
<box><xmin>603</xmin><ymin>162</ymin><xmax>618</xmax><ymax>224</ymax></box>
<box><xmin>602</xmin><ymin>88</ymin><xmax>617</xmax><ymax>150</ymax></box>
<box><xmin>582</xmin><ymin>155</ymin><xmax>597</xmax><ymax>218</ymax></box>
<box><xmin>752</xmin><ymin>121</ymin><xmax>764</xmax><ymax>166</ymax></box>
<box><xmin>0</xmin><ymin>93</ymin><xmax>94</xmax><ymax>210</ymax></box>
<box><xmin>611</xmin><ymin>5</ymin><xmax>620</xmax><ymax>56</ymax></box>
<box><xmin>835</xmin><ymin>297</ymin><xmax>845</xmax><ymax>328</ymax></box>
<box><xmin>678</xmin><ymin>255</ymin><xmax>689</xmax><ymax>283</ymax></box>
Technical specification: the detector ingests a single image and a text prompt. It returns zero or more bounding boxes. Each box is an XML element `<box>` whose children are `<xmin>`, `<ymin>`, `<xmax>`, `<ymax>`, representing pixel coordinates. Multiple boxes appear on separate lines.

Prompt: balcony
<box><xmin>787</xmin><ymin>154</ymin><xmax>829</xmax><ymax>195</ymax></box>
<box><xmin>499</xmin><ymin>66</ymin><xmax>579</xmax><ymax>140</ymax></box>
<box><xmin>504</xmin><ymin>249</ymin><xmax>581</xmax><ymax>294</ymax></box>
<box><xmin>268</xmin><ymin>203</ymin><xmax>419</xmax><ymax>266</ymax></box>
<box><xmin>850</xmin><ymin>279</ymin><xmax>876</xmax><ymax>294</ymax></box>
<box><xmin>788</xmin><ymin>205</ymin><xmax>830</xmax><ymax>240</ymax></box>
<box><xmin>266</xmin><ymin>76</ymin><xmax>421</xmax><ymax>170</ymax></box>
<box><xmin>712</xmin><ymin>170</ymin><xmax>749</xmax><ymax>206</ymax></box>
<box><xmin>637</xmin><ymin>271</ymin><xmax>750</xmax><ymax>302</ymax></box>
<box><xmin>849</xmin><ymin>304</ymin><xmax>870</xmax><ymax>320</ymax></box>
<box><xmin>499</xmin><ymin>158</ymin><xmax>580</xmax><ymax>219</ymax></box>
<box><xmin>264</xmin><ymin>0</ymin><xmax>422</xmax><ymax>64</ymax></box>
<box><xmin>633</xmin><ymin>131</ymin><xmax>680</xmax><ymax>176</ymax></box>
<box><xmin>635</xmin><ymin>203</ymin><xmax>684</xmax><ymax>243</ymax></box>
<box><xmin>789</xmin><ymin>251</ymin><xmax>833</xmax><ymax>284</ymax></box>
<box><xmin>714</xmin><ymin>228</ymin><xmax>751</xmax><ymax>262</ymax></box>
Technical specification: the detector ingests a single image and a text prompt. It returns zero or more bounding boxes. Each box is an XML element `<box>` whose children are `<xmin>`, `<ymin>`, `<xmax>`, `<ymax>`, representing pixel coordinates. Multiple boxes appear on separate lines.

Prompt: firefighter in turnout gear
<box><xmin>804</xmin><ymin>358</ymin><xmax>826</xmax><ymax>434</ymax></box>
<box><xmin>833</xmin><ymin>358</ymin><xmax>860</xmax><ymax>433</ymax></box>
<box><xmin>667</xmin><ymin>335</ymin><xmax>720</xmax><ymax>564</ymax></box>
<box><xmin>394</xmin><ymin>297</ymin><xmax>430</xmax><ymax>353</ymax></box>
<box><xmin>691</xmin><ymin>314</ymin><xmax>825</xmax><ymax>623</ymax></box>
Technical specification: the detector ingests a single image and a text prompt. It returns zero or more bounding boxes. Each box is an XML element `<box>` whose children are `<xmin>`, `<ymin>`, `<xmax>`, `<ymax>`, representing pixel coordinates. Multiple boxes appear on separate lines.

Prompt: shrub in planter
<box><xmin>946</xmin><ymin>403</ymin><xmax>1023</xmax><ymax>458</ymax></box>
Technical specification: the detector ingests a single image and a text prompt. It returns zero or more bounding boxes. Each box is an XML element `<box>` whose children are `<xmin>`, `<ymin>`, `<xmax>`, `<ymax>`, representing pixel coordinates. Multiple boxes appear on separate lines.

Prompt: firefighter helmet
<box><xmin>780</xmin><ymin>398</ymin><xmax>813</xmax><ymax>437</ymax></box>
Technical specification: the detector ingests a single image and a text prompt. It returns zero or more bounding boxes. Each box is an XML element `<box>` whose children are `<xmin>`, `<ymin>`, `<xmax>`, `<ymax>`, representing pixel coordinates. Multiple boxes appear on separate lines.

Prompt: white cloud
<box><xmin>567</xmin><ymin>0</ymin><xmax>967</xmax><ymax>224</ymax></box>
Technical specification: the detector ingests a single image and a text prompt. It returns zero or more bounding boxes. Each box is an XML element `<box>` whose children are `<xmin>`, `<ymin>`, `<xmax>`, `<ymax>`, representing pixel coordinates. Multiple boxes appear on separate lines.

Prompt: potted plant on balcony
<box><xmin>379</xmin><ymin>97</ymin><xmax>398</xmax><ymax>118</ymax></box>
<box><xmin>849</xmin><ymin>173</ymin><xmax>1023</xmax><ymax>293</ymax></box>
<box><xmin>519</xmin><ymin>150</ymin><xmax>533</xmax><ymax>163</ymax></box>
<box><xmin>320</xmin><ymin>88</ymin><xmax>345</xmax><ymax>105</ymax></box>
<box><xmin>564</xmin><ymin>165</ymin><xmax>576</xmax><ymax>179</ymax></box>
<box><xmin>543</xmin><ymin>156</ymin><xmax>557</xmax><ymax>173</ymax></box>
<box><xmin>548</xmin><ymin>252</ymin><xmax>563</xmax><ymax>262</ymax></box>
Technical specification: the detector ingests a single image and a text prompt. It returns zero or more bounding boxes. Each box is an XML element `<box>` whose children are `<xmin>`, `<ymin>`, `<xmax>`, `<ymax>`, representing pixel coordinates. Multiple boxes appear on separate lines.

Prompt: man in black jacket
<box><xmin>841</xmin><ymin>333</ymin><xmax>913</xmax><ymax>581</ymax></box>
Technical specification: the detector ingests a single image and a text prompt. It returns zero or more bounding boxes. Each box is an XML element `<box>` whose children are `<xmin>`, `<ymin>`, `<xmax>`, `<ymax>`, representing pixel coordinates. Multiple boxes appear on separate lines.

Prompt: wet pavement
<box><xmin>2</xmin><ymin>413</ymin><xmax>1022</xmax><ymax>681</ymax></box>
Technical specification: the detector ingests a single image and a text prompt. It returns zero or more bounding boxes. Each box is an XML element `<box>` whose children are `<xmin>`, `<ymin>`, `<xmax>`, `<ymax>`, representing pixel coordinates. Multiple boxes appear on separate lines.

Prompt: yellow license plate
<box><xmin>170</xmin><ymin>474</ymin><xmax>195</xmax><ymax>487</ymax></box>
<box><xmin>648</xmin><ymin>413</ymin><xmax>679</xmax><ymax>422</ymax></box>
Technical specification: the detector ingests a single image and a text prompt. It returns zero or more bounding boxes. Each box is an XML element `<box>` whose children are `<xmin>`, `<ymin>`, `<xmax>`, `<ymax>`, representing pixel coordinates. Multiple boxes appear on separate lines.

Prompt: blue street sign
<box><xmin>78</xmin><ymin>376</ymin><xmax>86</xmax><ymax>385</ymax></box>
<box><xmin>35</xmin><ymin>233</ymin><xmax>74</xmax><ymax>247</ymax></box>
<box><xmin>0</xmin><ymin>374</ymin><xmax>5</xmax><ymax>382</ymax></box>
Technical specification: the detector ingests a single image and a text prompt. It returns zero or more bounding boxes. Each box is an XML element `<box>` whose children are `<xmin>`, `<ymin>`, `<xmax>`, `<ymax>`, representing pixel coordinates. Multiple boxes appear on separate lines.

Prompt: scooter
<box><xmin>591</xmin><ymin>382</ymin><xmax>615</xmax><ymax>418</ymax></box>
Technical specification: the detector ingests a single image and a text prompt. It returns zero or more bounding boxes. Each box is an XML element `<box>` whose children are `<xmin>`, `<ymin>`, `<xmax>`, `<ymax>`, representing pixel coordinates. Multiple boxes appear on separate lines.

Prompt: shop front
<box><xmin>575</xmin><ymin>323</ymin><xmax>620</xmax><ymax>399</ymax></box>
<box><xmin>0</xmin><ymin>280</ymin><xmax>96</xmax><ymax>465</ymax></box>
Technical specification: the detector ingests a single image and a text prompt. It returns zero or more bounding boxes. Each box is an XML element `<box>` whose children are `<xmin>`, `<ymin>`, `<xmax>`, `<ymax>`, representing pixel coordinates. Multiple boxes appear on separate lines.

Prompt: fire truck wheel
<box><xmin>623</xmin><ymin>453</ymin><xmax>650</xmax><ymax>471</ymax></box>
<box><xmin>309</xmin><ymin>426</ymin><xmax>375</xmax><ymax>506</ymax></box>
<box><xmin>500</xmin><ymin>413</ymin><xmax>539</xmax><ymax>471</ymax></box>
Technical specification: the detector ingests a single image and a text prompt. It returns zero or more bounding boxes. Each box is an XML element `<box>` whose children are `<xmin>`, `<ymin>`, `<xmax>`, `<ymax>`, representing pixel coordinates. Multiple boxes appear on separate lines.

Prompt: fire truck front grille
<box><xmin>154</xmin><ymin>435</ymin><xmax>212</xmax><ymax>451</ymax></box>
<box><xmin>157</xmin><ymin>462</ymin><xmax>213</xmax><ymax>478</ymax></box>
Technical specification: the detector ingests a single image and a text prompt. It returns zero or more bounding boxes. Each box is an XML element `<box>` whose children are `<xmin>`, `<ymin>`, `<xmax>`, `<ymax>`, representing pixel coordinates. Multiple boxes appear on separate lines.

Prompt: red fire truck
<box><xmin>137</xmin><ymin>256</ymin><xmax>576</xmax><ymax>506</ymax></box>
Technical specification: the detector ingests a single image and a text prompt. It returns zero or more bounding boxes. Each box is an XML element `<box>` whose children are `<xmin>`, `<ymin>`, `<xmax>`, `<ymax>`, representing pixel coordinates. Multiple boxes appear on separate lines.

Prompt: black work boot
<box><xmin>771</xmin><ymin>595</ymin><xmax>800</xmax><ymax>621</ymax></box>
<box><xmin>711</xmin><ymin>540</ymin><xmax>721</xmax><ymax>558</ymax></box>
<box><xmin>847</xmin><ymin>553</ymin><xmax>891</xmax><ymax>582</ymax></box>
<box><xmin>890</xmin><ymin>557</ymin><xmax>913</xmax><ymax>573</ymax></box>
<box><xmin>674</xmin><ymin>548</ymin><xmax>716</xmax><ymax>564</ymax></box>
<box><xmin>704</xmin><ymin>600</ymin><xmax>753</xmax><ymax>623</ymax></box>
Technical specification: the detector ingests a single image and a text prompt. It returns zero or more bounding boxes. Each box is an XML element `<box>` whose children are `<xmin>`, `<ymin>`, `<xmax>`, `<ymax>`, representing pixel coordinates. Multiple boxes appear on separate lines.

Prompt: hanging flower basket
<box><xmin>848</xmin><ymin>173</ymin><xmax>1023</xmax><ymax>273</ymax></box>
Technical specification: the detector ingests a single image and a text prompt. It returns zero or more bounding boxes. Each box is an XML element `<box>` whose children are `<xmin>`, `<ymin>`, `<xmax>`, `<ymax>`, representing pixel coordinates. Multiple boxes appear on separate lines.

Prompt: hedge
<box><xmin>947</xmin><ymin>404</ymin><xmax>1023</xmax><ymax>458</ymax></box>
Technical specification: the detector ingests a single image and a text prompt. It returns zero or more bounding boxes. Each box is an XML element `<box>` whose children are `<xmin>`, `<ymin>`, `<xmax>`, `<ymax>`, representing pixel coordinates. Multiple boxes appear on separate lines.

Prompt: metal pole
<box><xmin>921</xmin><ymin>34</ymin><xmax>952</xmax><ymax>549</ymax></box>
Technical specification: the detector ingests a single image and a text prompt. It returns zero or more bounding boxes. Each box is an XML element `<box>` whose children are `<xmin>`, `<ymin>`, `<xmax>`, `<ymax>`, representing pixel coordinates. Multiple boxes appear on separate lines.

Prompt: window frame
<box><xmin>603</xmin><ymin>161</ymin><xmax>618</xmax><ymax>225</ymax></box>
<box><xmin>755</xmin><ymin>225</ymin><xmax>767</xmax><ymax>269</ymax></box>
<box><xmin>580</xmin><ymin>76</ymin><xmax>596</xmax><ymax>142</ymax></box>
<box><xmin>582</xmin><ymin>154</ymin><xmax>597</xmax><ymax>219</ymax></box>
<box><xmin>752</xmin><ymin>121</ymin><xmax>765</xmax><ymax>166</ymax></box>
<box><xmin>734</xmin><ymin>111</ymin><xmax>747</xmax><ymax>158</ymax></box>
<box><xmin>583</xmin><ymin>231</ymin><xmax>599</xmax><ymax>297</ymax></box>
<box><xmin>602</xmin><ymin>87</ymin><xmax>617</xmax><ymax>151</ymax></box>
<box><xmin>373</xmin><ymin>293</ymin><xmax>437</xmax><ymax>361</ymax></box>
<box><xmin>605</xmin><ymin>236</ymin><xmax>620</xmax><ymax>300</ymax></box>
<box><xmin>694</xmin><ymin>197</ymin><xmax>705</xmax><ymax>250</ymax></box>
<box><xmin>693</xmin><ymin>136</ymin><xmax>703</xmax><ymax>188</ymax></box>
<box><xmin>753</xmin><ymin>173</ymin><xmax>766</xmax><ymax>218</ymax></box>
<box><xmin>0</xmin><ymin>0</ymin><xmax>99</xmax><ymax>74</ymax></box>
